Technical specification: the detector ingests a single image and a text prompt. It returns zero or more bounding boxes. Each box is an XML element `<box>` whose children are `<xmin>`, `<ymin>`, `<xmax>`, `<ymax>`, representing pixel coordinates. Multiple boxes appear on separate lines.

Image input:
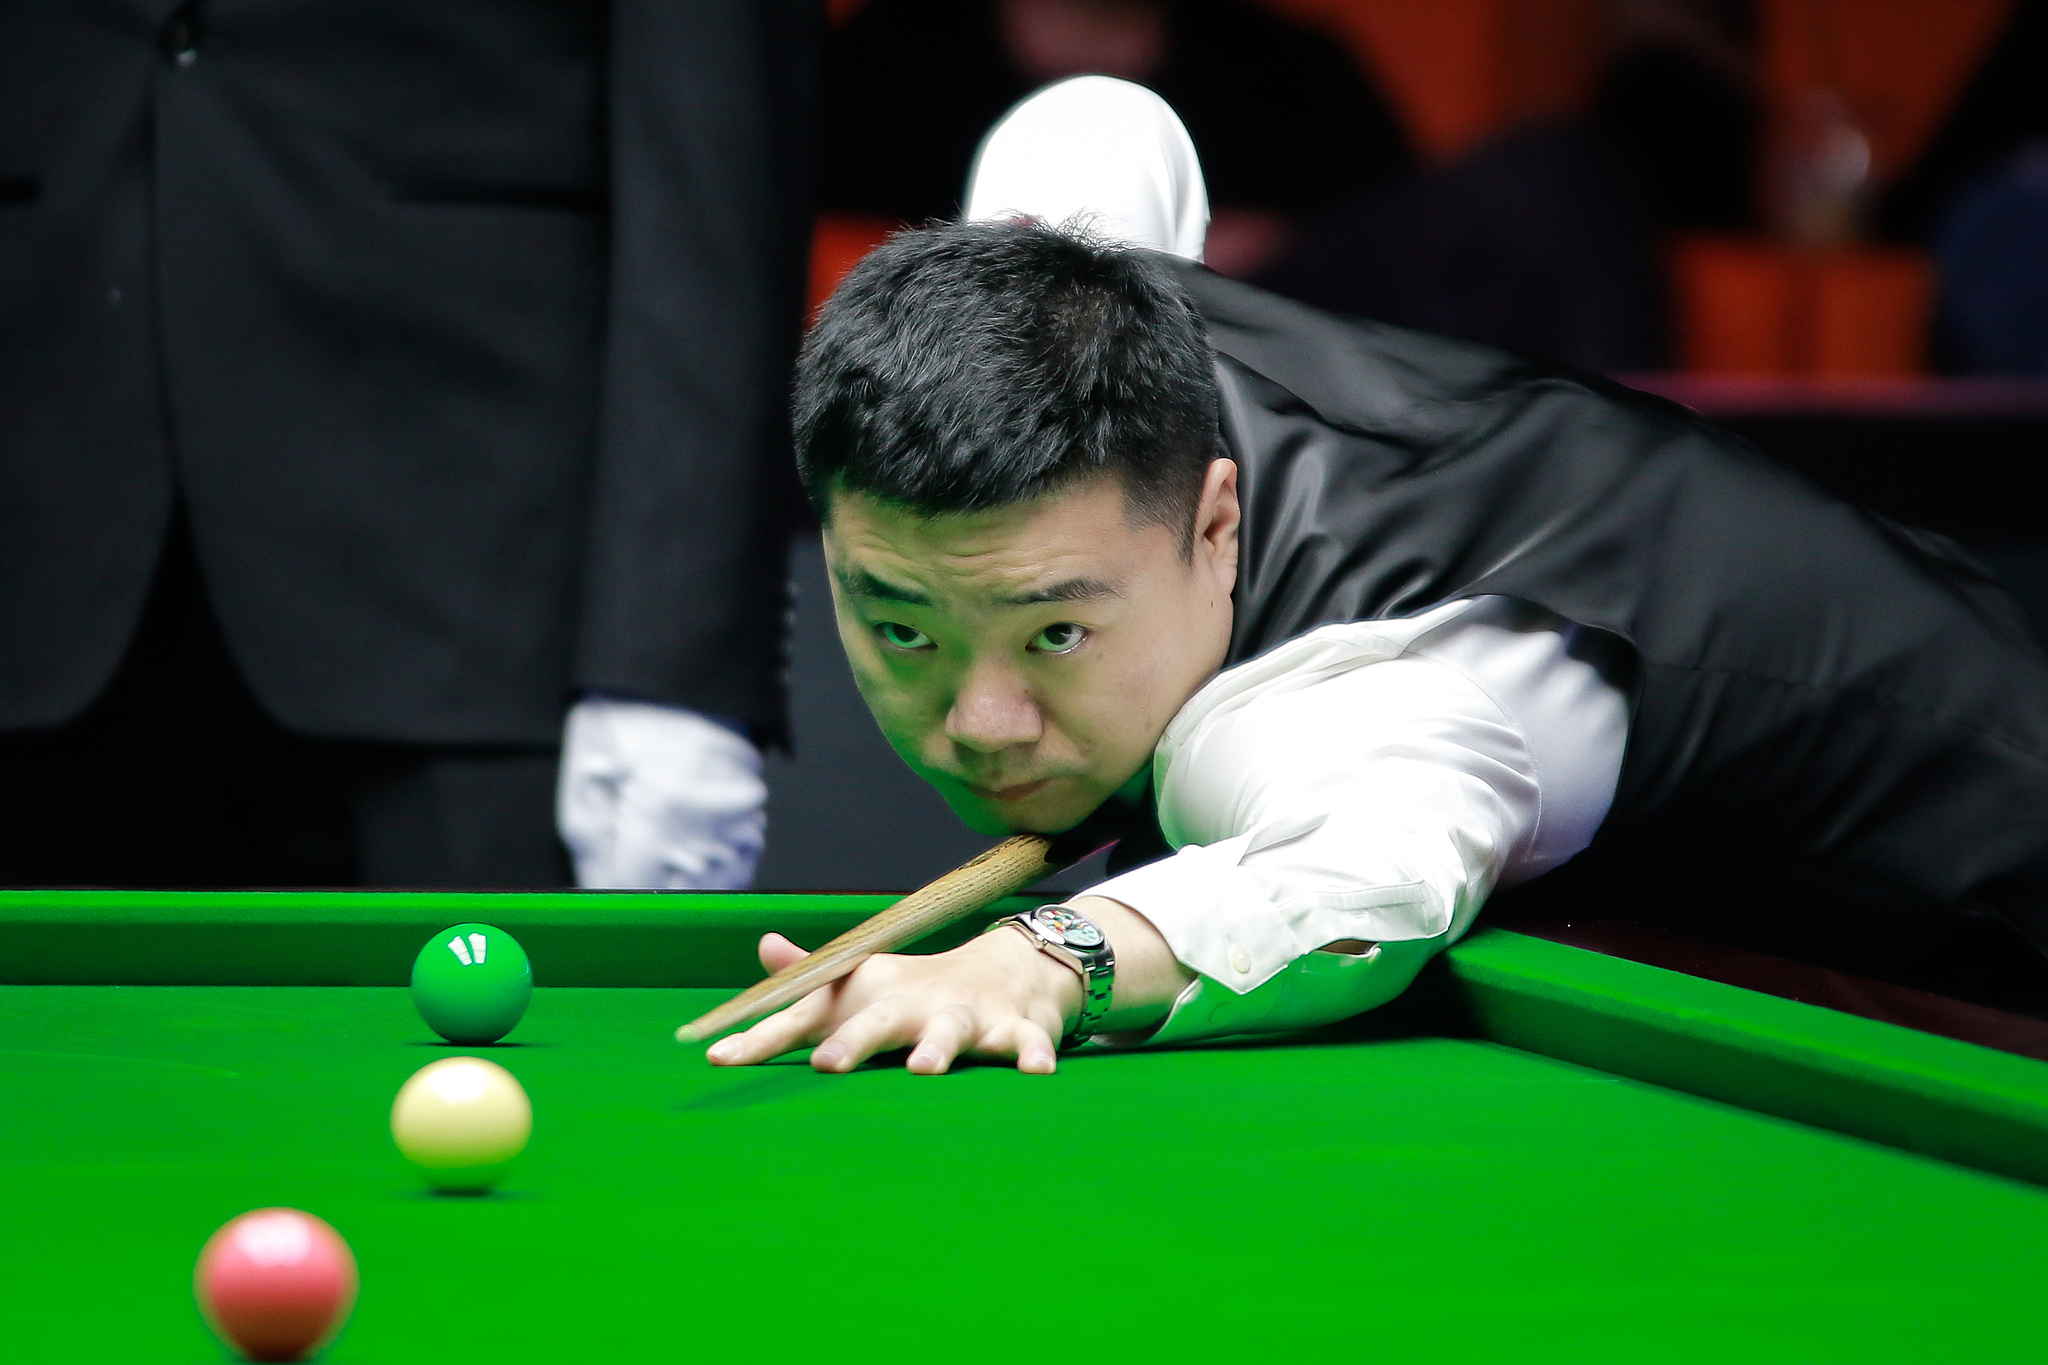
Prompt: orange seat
<box><xmin>1671</xmin><ymin>235</ymin><xmax>1933</xmax><ymax>377</ymax></box>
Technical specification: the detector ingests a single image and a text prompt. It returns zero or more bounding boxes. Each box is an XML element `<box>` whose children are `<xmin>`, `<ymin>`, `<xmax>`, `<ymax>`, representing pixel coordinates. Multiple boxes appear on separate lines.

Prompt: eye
<box><xmin>1029</xmin><ymin>622</ymin><xmax>1088</xmax><ymax>655</ymax></box>
<box><xmin>875</xmin><ymin>621</ymin><xmax>933</xmax><ymax>651</ymax></box>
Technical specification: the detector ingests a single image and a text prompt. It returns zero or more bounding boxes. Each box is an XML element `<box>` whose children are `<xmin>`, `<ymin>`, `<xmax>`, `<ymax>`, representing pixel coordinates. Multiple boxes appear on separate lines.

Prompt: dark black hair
<box><xmin>793</xmin><ymin>219</ymin><xmax>1220</xmax><ymax>548</ymax></box>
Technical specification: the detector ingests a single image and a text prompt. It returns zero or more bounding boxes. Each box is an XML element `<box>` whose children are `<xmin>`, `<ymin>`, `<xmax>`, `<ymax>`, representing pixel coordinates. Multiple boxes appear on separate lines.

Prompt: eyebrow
<box><xmin>835</xmin><ymin>567</ymin><xmax>933</xmax><ymax>606</ymax></box>
<box><xmin>834</xmin><ymin>567</ymin><xmax>1123</xmax><ymax>609</ymax></box>
<box><xmin>1005</xmin><ymin>576</ymin><xmax>1122</xmax><ymax>606</ymax></box>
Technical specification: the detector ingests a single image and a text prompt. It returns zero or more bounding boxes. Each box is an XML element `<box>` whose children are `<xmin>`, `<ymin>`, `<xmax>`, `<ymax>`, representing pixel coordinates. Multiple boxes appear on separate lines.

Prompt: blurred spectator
<box><xmin>1255</xmin><ymin>1</ymin><xmax>1773</xmax><ymax>372</ymax></box>
<box><xmin>1935</xmin><ymin>142</ymin><xmax>2048</xmax><ymax>375</ymax></box>
<box><xmin>1593</xmin><ymin>0</ymin><xmax>1761</xmax><ymax>233</ymax></box>
<box><xmin>1880</xmin><ymin>0</ymin><xmax>2048</xmax><ymax>247</ymax></box>
<box><xmin>1260</xmin><ymin>1</ymin><xmax>1776</xmax><ymax>372</ymax></box>
<box><xmin>823</xmin><ymin>0</ymin><xmax>1793</xmax><ymax>371</ymax></box>
<box><xmin>820</xmin><ymin>0</ymin><xmax>1413</xmax><ymax>276</ymax></box>
<box><xmin>0</xmin><ymin>4</ymin><xmax>815</xmax><ymax>889</ymax></box>
<box><xmin>1254</xmin><ymin>121</ymin><xmax>1668</xmax><ymax>372</ymax></box>
<box><xmin>1876</xmin><ymin>0</ymin><xmax>2048</xmax><ymax>374</ymax></box>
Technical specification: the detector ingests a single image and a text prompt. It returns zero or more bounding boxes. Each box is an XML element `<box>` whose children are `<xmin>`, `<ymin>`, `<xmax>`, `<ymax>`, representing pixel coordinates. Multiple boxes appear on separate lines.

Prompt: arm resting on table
<box><xmin>1071</xmin><ymin>610</ymin><xmax>1627</xmax><ymax>1047</ymax></box>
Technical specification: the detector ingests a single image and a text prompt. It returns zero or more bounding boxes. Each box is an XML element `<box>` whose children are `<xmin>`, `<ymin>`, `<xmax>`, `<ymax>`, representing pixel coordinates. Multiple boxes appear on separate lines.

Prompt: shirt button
<box><xmin>1228</xmin><ymin>945</ymin><xmax>1252</xmax><ymax>974</ymax></box>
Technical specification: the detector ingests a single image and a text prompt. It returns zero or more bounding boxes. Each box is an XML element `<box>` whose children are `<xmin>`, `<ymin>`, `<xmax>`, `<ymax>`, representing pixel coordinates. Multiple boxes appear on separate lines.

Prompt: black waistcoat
<box><xmin>1152</xmin><ymin>263</ymin><xmax>2048</xmax><ymax>994</ymax></box>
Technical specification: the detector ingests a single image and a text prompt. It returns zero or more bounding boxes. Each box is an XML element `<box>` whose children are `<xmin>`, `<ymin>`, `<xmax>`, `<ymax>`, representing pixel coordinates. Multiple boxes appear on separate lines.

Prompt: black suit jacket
<box><xmin>0</xmin><ymin>0</ymin><xmax>817</xmax><ymax>745</ymax></box>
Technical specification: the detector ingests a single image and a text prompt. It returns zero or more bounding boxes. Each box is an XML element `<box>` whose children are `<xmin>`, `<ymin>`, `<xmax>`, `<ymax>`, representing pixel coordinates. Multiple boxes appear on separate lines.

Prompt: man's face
<box><xmin>823</xmin><ymin>462</ymin><xmax>1239</xmax><ymax>836</ymax></box>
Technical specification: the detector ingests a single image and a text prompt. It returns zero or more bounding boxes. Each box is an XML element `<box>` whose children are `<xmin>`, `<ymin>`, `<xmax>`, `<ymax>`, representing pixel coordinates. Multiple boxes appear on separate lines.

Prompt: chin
<box><xmin>943</xmin><ymin>785</ymin><xmax>1098</xmax><ymax>839</ymax></box>
<box><xmin>947</xmin><ymin>801</ymin><xmax>1016</xmax><ymax>838</ymax></box>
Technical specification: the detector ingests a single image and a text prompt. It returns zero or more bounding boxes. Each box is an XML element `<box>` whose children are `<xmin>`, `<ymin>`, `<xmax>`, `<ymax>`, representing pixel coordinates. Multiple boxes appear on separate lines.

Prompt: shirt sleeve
<box><xmin>574</xmin><ymin>1</ymin><xmax>818</xmax><ymax>745</ymax></box>
<box><xmin>1083</xmin><ymin>598</ymin><xmax>1628</xmax><ymax>1047</ymax></box>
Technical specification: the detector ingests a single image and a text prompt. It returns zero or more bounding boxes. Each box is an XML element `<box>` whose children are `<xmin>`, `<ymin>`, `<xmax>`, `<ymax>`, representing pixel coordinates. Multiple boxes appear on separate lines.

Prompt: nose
<box><xmin>944</xmin><ymin>663</ymin><xmax>1043</xmax><ymax>755</ymax></box>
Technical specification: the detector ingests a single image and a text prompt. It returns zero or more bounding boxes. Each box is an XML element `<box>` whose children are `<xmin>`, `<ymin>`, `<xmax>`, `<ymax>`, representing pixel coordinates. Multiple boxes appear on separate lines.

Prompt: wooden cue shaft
<box><xmin>675</xmin><ymin>833</ymin><xmax>1057</xmax><ymax>1044</ymax></box>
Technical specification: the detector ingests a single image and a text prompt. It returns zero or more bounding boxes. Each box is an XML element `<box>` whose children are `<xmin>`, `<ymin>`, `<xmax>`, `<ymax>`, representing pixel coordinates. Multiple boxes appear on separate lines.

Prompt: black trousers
<box><xmin>0</xmin><ymin>519</ymin><xmax>569</xmax><ymax>889</ymax></box>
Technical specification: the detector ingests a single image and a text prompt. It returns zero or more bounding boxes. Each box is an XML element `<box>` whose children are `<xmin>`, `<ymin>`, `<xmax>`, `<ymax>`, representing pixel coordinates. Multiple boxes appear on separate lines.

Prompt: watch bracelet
<box><xmin>986</xmin><ymin>911</ymin><xmax>1115</xmax><ymax>1043</ymax></box>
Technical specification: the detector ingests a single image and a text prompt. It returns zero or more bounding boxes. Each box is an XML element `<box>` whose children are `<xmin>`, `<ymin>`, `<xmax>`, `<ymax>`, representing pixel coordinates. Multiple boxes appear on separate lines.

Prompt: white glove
<box><xmin>557</xmin><ymin>698</ymin><xmax>767</xmax><ymax>890</ymax></box>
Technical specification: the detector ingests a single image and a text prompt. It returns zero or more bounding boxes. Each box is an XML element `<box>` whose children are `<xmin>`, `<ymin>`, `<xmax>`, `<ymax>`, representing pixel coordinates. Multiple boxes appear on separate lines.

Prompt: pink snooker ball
<box><xmin>195</xmin><ymin>1209</ymin><xmax>359</xmax><ymax>1362</ymax></box>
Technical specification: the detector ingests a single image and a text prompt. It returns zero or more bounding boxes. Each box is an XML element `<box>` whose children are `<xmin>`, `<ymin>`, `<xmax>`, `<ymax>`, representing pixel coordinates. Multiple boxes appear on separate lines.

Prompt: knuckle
<box><xmin>849</xmin><ymin>999</ymin><xmax>907</xmax><ymax>1041</ymax></box>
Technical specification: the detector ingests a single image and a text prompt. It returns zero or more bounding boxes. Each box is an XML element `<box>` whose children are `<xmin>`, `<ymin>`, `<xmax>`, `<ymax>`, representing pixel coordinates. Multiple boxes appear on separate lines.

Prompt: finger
<box><xmin>810</xmin><ymin>1000</ymin><xmax>915</xmax><ymax>1074</ymax></box>
<box><xmin>1010</xmin><ymin>1016</ymin><xmax>1060</xmax><ymax>1075</ymax></box>
<box><xmin>713</xmin><ymin>953</ymin><xmax>908</xmax><ymax>1067</ymax></box>
<box><xmin>906</xmin><ymin>1005</ymin><xmax>976</xmax><ymax>1076</ymax></box>
<box><xmin>706</xmin><ymin>988</ymin><xmax>831</xmax><ymax>1067</ymax></box>
<box><xmin>757</xmin><ymin>932</ymin><xmax>808</xmax><ymax>974</ymax></box>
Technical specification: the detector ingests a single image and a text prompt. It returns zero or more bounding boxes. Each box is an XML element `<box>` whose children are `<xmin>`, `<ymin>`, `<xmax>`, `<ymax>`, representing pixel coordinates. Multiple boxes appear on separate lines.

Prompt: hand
<box><xmin>557</xmin><ymin>698</ymin><xmax>767</xmax><ymax>890</ymax></box>
<box><xmin>708</xmin><ymin>927</ymin><xmax>1082</xmax><ymax>1074</ymax></box>
<box><xmin>706</xmin><ymin>896</ymin><xmax>1197</xmax><ymax>1074</ymax></box>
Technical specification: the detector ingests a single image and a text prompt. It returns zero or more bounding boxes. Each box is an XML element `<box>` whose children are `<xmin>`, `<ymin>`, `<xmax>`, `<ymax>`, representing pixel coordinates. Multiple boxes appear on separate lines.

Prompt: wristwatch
<box><xmin>992</xmin><ymin>904</ymin><xmax>1117</xmax><ymax>1043</ymax></box>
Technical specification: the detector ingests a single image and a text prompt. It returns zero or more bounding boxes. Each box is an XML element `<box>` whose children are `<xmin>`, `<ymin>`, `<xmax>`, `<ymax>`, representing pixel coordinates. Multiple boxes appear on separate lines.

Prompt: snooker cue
<box><xmin>675</xmin><ymin>834</ymin><xmax>1055</xmax><ymax>1043</ymax></box>
<box><xmin>675</xmin><ymin>805</ymin><xmax>1130</xmax><ymax>1044</ymax></box>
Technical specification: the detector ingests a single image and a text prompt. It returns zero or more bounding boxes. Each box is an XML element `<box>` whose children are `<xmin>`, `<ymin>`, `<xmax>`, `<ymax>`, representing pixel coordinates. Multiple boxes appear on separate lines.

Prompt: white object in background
<box><xmin>557</xmin><ymin>698</ymin><xmax>767</xmax><ymax>890</ymax></box>
<box><xmin>965</xmin><ymin>75</ymin><xmax>1209</xmax><ymax>261</ymax></box>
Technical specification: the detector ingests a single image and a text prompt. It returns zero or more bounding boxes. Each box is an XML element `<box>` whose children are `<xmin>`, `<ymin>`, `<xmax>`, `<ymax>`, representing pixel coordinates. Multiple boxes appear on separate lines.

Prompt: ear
<box><xmin>1191</xmin><ymin>458</ymin><xmax>1240</xmax><ymax>588</ymax></box>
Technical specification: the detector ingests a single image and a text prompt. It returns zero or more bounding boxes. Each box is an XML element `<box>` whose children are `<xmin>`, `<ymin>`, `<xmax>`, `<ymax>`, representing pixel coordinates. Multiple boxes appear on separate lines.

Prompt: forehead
<box><xmin>826</xmin><ymin>478</ymin><xmax>1154</xmax><ymax>603</ymax></box>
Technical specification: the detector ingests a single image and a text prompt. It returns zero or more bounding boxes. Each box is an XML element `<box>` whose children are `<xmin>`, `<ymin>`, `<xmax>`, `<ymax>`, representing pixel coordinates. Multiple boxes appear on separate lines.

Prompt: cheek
<box><xmin>844</xmin><ymin>649</ymin><xmax>915</xmax><ymax>719</ymax></box>
<box><xmin>839</xmin><ymin>633</ymin><xmax>950</xmax><ymax>742</ymax></box>
<box><xmin>1072</xmin><ymin>620</ymin><xmax>1189</xmax><ymax>742</ymax></box>
<box><xmin>1045</xmin><ymin>645</ymin><xmax>1157</xmax><ymax>752</ymax></box>
<box><xmin>834</xmin><ymin>619</ymin><xmax>897</xmax><ymax>690</ymax></box>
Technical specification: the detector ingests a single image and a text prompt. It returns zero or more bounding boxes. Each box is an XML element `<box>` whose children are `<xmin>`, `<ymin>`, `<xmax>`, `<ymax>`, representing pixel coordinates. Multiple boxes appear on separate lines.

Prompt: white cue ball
<box><xmin>390</xmin><ymin>1056</ymin><xmax>532</xmax><ymax>1192</ymax></box>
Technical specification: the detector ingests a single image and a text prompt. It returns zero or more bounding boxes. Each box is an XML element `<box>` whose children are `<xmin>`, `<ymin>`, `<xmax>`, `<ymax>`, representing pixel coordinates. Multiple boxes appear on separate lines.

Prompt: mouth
<box><xmin>964</xmin><ymin>778</ymin><xmax>1055</xmax><ymax>804</ymax></box>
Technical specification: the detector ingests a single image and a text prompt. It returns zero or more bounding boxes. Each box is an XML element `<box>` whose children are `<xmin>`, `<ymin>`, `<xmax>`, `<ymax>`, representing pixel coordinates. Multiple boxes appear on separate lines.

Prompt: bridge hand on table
<box><xmin>704</xmin><ymin>929</ymin><xmax>1082</xmax><ymax>1075</ymax></box>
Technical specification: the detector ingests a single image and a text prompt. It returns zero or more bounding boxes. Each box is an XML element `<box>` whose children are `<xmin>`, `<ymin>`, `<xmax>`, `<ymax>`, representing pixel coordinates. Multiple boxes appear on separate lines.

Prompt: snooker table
<box><xmin>5</xmin><ymin>889</ymin><xmax>2048</xmax><ymax>1363</ymax></box>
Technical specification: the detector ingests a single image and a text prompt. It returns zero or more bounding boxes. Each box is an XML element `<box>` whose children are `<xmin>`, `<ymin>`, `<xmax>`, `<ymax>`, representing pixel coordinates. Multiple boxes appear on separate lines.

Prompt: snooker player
<box><xmin>708</xmin><ymin>77</ymin><xmax>2048</xmax><ymax>1075</ymax></box>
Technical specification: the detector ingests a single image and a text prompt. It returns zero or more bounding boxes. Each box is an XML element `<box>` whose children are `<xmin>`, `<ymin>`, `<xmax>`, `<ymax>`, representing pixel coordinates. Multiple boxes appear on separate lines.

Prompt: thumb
<box><xmin>758</xmin><ymin>932</ymin><xmax>809</xmax><ymax>974</ymax></box>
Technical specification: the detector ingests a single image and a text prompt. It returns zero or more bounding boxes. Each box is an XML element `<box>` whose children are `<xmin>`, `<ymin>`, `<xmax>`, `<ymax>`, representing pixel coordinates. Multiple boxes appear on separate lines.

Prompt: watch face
<box><xmin>1033</xmin><ymin>906</ymin><xmax>1104</xmax><ymax>949</ymax></box>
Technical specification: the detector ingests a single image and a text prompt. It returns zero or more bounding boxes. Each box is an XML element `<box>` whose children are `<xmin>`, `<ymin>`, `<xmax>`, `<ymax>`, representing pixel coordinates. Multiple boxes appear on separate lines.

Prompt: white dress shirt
<box><xmin>1085</xmin><ymin>597</ymin><xmax>1629</xmax><ymax>1045</ymax></box>
<box><xmin>966</xmin><ymin>80</ymin><xmax>1632</xmax><ymax>1041</ymax></box>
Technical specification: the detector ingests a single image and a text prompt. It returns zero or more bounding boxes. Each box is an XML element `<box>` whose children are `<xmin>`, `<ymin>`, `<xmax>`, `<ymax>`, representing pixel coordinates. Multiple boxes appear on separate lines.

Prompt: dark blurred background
<box><xmin>761</xmin><ymin>0</ymin><xmax>2048</xmax><ymax>890</ymax></box>
<box><xmin>11</xmin><ymin>1</ymin><xmax>2037</xmax><ymax>893</ymax></box>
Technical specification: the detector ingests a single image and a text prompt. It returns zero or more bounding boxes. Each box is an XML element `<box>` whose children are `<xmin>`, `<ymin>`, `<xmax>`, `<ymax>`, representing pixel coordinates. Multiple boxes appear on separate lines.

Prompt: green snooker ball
<box><xmin>411</xmin><ymin>923</ymin><xmax>532</xmax><ymax>1045</ymax></box>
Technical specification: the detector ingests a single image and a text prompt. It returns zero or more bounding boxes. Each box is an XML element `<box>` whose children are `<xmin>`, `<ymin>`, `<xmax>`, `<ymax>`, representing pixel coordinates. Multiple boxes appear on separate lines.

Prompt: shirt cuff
<box><xmin>1093</xmin><ymin>936</ymin><xmax>1446</xmax><ymax>1049</ymax></box>
<box><xmin>1087</xmin><ymin>838</ymin><xmax>1439</xmax><ymax>994</ymax></box>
